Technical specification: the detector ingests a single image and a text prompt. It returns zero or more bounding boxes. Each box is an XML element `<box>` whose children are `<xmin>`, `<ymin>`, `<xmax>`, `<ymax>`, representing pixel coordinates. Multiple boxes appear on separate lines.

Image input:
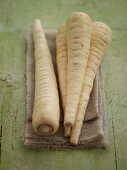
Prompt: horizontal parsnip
<box><xmin>70</xmin><ymin>22</ymin><xmax>112</xmax><ymax>144</ymax></box>
<box><xmin>32</xmin><ymin>19</ymin><xmax>60</xmax><ymax>135</ymax></box>
<box><xmin>64</xmin><ymin>12</ymin><xmax>92</xmax><ymax>128</ymax></box>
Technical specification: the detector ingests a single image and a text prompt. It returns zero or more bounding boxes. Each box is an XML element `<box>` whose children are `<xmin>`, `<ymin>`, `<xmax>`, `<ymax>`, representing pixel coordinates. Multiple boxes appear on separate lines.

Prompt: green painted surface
<box><xmin>0</xmin><ymin>0</ymin><xmax>127</xmax><ymax>170</ymax></box>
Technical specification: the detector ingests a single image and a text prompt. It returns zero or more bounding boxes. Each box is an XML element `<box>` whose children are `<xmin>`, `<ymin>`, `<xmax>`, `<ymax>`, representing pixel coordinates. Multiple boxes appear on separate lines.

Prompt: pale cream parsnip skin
<box><xmin>70</xmin><ymin>22</ymin><xmax>112</xmax><ymax>144</ymax></box>
<box><xmin>64</xmin><ymin>12</ymin><xmax>92</xmax><ymax>128</ymax></box>
<box><xmin>56</xmin><ymin>24</ymin><xmax>67</xmax><ymax>112</ymax></box>
<box><xmin>32</xmin><ymin>19</ymin><xmax>60</xmax><ymax>135</ymax></box>
<box><xmin>56</xmin><ymin>24</ymin><xmax>71</xmax><ymax>137</ymax></box>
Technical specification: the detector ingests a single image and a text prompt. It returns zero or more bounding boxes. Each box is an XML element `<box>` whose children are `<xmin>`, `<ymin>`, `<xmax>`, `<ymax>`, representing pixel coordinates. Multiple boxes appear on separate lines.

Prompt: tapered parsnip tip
<box><xmin>33</xmin><ymin>19</ymin><xmax>41</xmax><ymax>23</ymax></box>
<box><xmin>70</xmin><ymin>138</ymin><xmax>78</xmax><ymax>145</ymax></box>
<box><xmin>67</xmin><ymin>12</ymin><xmax>91</xmax><ymax>24</ymax></box>
<box><xmin>33</xmin><ymin>19</ymin><xmax>42</xmax><ymax>29</ymax></box>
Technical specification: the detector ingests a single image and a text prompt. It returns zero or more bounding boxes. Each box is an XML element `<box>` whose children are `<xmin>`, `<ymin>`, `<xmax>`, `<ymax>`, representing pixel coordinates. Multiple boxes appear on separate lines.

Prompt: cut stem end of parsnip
<box><xmin>32</xmin><ymin>19</ymin><xmax>60</xmax><ymax>136</ymax></box>
<box><xmin>38</xmin><ymin>124</ymin><xmax>53</xmax><ymax>135</ymax></box>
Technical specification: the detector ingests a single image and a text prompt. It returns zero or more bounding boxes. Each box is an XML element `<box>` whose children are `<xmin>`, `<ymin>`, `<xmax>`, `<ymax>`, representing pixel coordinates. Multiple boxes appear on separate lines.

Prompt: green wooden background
<box><xmin>0</xmin><ymin>0</ymin><xmax>127</xmax><ymax>170</ymax></box>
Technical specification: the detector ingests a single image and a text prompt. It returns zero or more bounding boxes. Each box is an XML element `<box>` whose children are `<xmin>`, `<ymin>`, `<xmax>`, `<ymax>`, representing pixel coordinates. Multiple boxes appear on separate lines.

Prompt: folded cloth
<box><xmin>24</xmin><ymin>32</ymin><xmax>109</xmax><ymax>150</ymax></box>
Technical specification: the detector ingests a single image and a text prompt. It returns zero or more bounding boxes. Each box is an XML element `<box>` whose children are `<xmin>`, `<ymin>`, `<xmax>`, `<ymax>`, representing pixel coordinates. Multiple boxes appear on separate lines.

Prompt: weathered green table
<box><xmin>0</xmin><ymin>0</ymin><xmax>127</xmax><ymax>169</ymax></box>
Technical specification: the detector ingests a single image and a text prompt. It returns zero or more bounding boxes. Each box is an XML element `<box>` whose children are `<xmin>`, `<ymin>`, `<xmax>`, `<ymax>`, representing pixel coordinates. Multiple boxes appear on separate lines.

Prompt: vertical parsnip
<box><xmin>32</xmin><ymin>19</ymin><xmax>60</xmax><ymax>135</ymax></box>
<box><xmin>56</xmin><ymin>24</ymin><xmax>67</xmax><ymax>112</ymax></box>
<box><xmin>56</xmin><ymin>24</ymin><xmax>71</xmax><ymax>137</ymax></box>
<box><xmin>70</xmin><ymin>22</ymin><xmax>112</xmax><ymax>144</ymax></box>
<box><xmin>64</xmin><ymin>12</ymin><xmax>92</xmax><ymax>127</ymax></box>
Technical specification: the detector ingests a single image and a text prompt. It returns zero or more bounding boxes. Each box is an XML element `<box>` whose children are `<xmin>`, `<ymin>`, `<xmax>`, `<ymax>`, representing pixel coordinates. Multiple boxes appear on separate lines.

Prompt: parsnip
<box><xmin>70</xmin><ymin>22</ymin><xmax>112</xmax><ymax>144</ymax></box>
<box><xmin>56</xmin><ymin>24</ymin><xmax>71</xmax><ymax>137</ymax></box>
<box><xmin>64</xmin><ymin>12</ymin><xmax>92</xmax><ymax>127</ymax></box>
<box><xmin>32</xmin><ymin>19</ymin><xmax>60</xmax><ymax>135</ymax></box>
<box><xmin>56</xmin><ymin>24</ymin><xmax>67</xmax><ymax>112</ymax></box>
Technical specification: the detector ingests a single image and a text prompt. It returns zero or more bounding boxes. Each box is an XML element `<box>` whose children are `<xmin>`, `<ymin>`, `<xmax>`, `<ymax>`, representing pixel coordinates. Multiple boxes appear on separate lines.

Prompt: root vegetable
<box><xmin>56</xmin><ymin>24</ymin><xmax>71</xmax><ymax>137</ymax></box>
<box><xmin>56</xmin><ymin>24</ymin><xmax>67</xmax><ymax>113</ymax></box>
<box><xmin>64</xmin><ymin>12</ymin><xmax>92</xmax><ymax>127</ymax></box>
<box><xmin>32</xmin><ymin>19</ymin><xmax>60</xmax><ymax>135</ymax></box>
<box><xmin>70</xmin><ymin>22</ymin><xmax>112</xmax><ymax>144</ymax></box>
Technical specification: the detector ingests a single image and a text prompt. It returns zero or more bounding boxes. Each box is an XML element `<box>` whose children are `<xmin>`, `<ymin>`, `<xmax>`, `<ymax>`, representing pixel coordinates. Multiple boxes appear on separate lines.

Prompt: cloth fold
<box><xmin>24</xmin><ymin>32</ymin><xmax>109</xmax><ymax>150</ymax></box>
